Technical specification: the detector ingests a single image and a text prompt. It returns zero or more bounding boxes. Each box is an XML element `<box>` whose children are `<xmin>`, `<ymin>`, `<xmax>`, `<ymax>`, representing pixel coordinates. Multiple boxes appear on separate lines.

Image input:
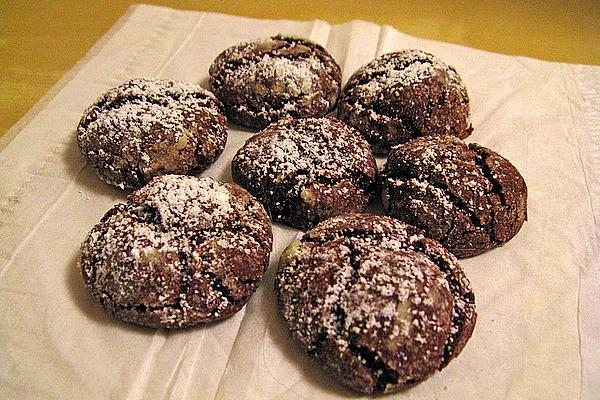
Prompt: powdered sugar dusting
<box><xmin>232</xmin><ymin>117</ymin><xmax>377</xmax><ymax>228</ymax></box>
<box><xmin>346</xmin><ymin>49</ymin><xmax>462</xmax><ymax>108</ymax></box>
<box><xmin>77</xmin><ymin>78</ymin><xmax>227</xmax><ymax>189</ymax></box>
<box><xmin>79</xmin><ymin>175</ymin><xmax>272</xmax><ymax>328</ymax></box>
<box><xmin>239</xmin><ymin>55</ymin><xmax>324</xmax><ymax>98</ymax></box>
<box><xmin>382</xmin><ymin>135</ymin><xmax>526</xmax><ymax>258</ymax></box>
<box><xmin>275</xmin><ymin>213</ymin><xmax>476</xmax><ymax>392</ymax></box>
<box><xmin>338</xmin><ymin>49</ymin><xmax>472</xmax><ymax>153</ymax></box>
<box><xmin>209</xmin><ymin>35</ymin><xmax>341</xmax><ymax>129</ymax></box>
<box><xmin>131</xmin><ymin>175</ymin><xmax>234</xmax><ymax>230</ymax></box>
<box><xmin>234</xmin><ymin>117</ymin><xmax>373</xmax><ymax>193</ymax></box>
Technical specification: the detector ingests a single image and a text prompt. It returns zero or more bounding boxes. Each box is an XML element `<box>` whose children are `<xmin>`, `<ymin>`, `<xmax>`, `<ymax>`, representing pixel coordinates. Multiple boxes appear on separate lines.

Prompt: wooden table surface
<box><xmin>1</xmin><ymin>0</ymin><xmax>599</xmax><ymax>139</ymax></box>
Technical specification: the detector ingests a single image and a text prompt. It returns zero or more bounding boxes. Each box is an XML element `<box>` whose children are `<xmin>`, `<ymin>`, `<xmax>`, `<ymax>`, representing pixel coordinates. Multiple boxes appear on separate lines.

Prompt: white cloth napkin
<box><xmin>1</xmin><ymin>4</ymin><xmax>599</xmax><ymax>399</ymax></box>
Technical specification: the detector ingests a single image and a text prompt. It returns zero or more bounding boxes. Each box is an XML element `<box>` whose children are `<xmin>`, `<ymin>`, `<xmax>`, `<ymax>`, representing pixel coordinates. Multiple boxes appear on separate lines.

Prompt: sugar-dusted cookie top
<box><xmin>77</xmin><ymin>78</ymin><xmax>227</xmax><ymax>189</ymax></box>
<box><xmin>232</xmin><ymin>117</ymin><xmax>377</xmax><ymax>229</ymax></box>
<box><xmin>210</xmin><ymin>35</ymin><xmax>341</xmax><ymax>129</ymax></box>
<box><xmin>80</xmin><ymin>175</ymin><xmax>272</xmax><ymax>328</ymax></box>
<box><xmin>275</xmin><ymin>213</ymin><xmax>476</xmax><ymax>393</ymax></box>
<box><xmin>382</xmin><ymin>135</ymin><xmax>527</xmax><ymax>257</ymax></box>
<box><xmin>339</xmin><ymin>49</ymin><xmax>472</xmax><ymax>153</ymax></box>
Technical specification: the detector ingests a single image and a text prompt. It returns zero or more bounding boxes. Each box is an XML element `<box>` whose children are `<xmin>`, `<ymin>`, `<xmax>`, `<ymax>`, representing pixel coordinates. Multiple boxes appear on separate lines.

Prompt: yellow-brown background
<box><xmin>1</xmin><ymin>0</ymin><xmax>599</xmax><ymax>138</ymax></box>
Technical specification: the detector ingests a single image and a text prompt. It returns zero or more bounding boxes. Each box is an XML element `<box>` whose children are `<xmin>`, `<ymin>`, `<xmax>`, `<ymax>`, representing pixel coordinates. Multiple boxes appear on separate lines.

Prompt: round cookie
<box><xmin>381</xmin><ymin>135</ymin><xmax>527</xmax><ymax>258</ymax></box>
<box><xmin>209</xmin><ymin>35</ymin><xmax>341</xmax><ymax>130</ymax></box>
<box><xmin>77</xmin><ymin>78</ymin><xmax>228</xmax><ymax>190</ymax></box>
<box><xmin>231</xmin><ymin>117</ymin><xmax>377</xmax><ymax>230</ymax></box>
<box><xmin>338</xmin><ymin>49</ymin><xmax>472</xmax><ymax>154</ymax></box>
<box><xmin>79</xmin><ymin>175</ymin><xmax>272</xmax><ymax>328</ymax></box>
<box><xmin>275</xmin><ymin>213</ymin><xmax>476</xmax><ymax>394</ymax></box>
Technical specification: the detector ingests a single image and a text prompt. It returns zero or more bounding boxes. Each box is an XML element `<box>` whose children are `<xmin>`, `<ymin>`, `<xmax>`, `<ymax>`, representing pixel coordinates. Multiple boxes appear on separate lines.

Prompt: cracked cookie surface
<box><xmin>232</xmin><ymin>117</ymin><xmax>377</xmax><ymax>230</ymax></box>
<box><xmin>77</xmin><ymin>78</ymin><xmax>228</xmax><ymax>190</ymax></box>
<box><xmin>275</xmin><ymin>213</ymin><xmax>476</xmax><ymax>394</ymax></box>
<box><xmin>209</xmin><ymin>35</ymin><xmax>341</xmax><ymax>130</ymax></box>
<box><xmin>79</xmin><ymin>175</ymin><xmax>272</xmax><ymax>328</ymax></box>
<box><xmin>338</xmin><ymin>49</ymin><xmax>472</xmax><ymax>154</ymax></box>
<box><xmin>381</xmin><ymin>135</ymin><xmax>528</xmax><ymax>258</ymax></box>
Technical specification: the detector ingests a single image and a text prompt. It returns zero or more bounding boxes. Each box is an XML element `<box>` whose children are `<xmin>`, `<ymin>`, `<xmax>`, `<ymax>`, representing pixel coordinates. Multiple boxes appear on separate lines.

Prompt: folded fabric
<box><xmin>0</xmin><ymin>4</ymin><xmax>598</xmax><ymax>399</ymax></box>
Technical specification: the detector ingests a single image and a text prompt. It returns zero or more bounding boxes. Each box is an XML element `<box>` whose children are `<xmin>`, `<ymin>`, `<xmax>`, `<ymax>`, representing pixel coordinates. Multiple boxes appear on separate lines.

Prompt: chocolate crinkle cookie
<box><xmin>79</xmin><ymin>175</ymin><xmax>272</xmax><ymax>328</ymax></box>
<box><xmin>77</xmin><ymin>78</ymin><xmax>228</xmax><ymax>190</ymax></box>
<box><xmin>275</xmin><ymin>213</ymin><xmax>476</xmax><ymax>394</ymax></box>
<box><xmin>231</xmin><ymin>117</ymin><xmax>378</xmax><ymax>230</ymax></box>
<box><xmin>382</xmin><ymin>135</ymin><xmax>527</xmax><ymax>258</ymax></box>
<box><xmin>209</xmin><ymin>35</ymin><xmax>341</xmax><ymax>130</ymax></box>
<box><xmin>338</xmin><ymin>49</ymin><xmax>472</xmax><ymax>153</ymax></box>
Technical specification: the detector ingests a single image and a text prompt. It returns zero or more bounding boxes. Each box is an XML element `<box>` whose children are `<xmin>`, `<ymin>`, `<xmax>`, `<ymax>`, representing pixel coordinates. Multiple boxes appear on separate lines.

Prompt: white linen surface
<box><xmin>1</xmin><ymin>4</ymin><xmax>599</xmax><ymax>399</ymax></box>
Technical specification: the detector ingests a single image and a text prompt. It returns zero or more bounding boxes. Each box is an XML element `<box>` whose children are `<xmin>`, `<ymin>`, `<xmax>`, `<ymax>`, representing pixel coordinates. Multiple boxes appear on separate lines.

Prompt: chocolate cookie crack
<box><xmin>312</xmin><ymin>238</ymin><xmax>403</xmax><ymax>393</ymax></box>
<box><xmin>234</xmin><ymin>89</ymin><xmax>313</xmax><ymax>120</ymax></box>
<box><xmin>177</xmin><ymin>252</ymin><xmax>193</xmax><ymax>309</ymax></box>
<box><xmin>385</xmin><ymin>170</ymin><xmax>488</xmax><ymax>237</ymax></box>
<box><xmin>82</xmin><ymin>252</ymin><xmax>100</xmax><ymax>286</ymax></box>
<box><xmin>343</xmin><ymin>240</ymin><xmax>401</xmax><ymax>392</ymax></box>
<box><xmin>127</xmin><ymin>302</ymin><xmax>183</xmax><ymax>314</ymax></box>
<box><xmin>302</xmin><ymin>173</ymin><xmax>371</xmax><ymax>200</ymax></box>
<box><xmin>301</xmin><ymin>229</ymin><xmax>388</xmax><ymax>246</ymax></box>
<box><xmin>425</xmin><ymin>179</ymin><xmax>486</xmax><ymax>230</ymax></box>
<box><xmin>397</xmin><ymin>114</ymin><xmax>422</xmax><ymax>140</ymax></box>
<box><xmin>79</xmin><ymin>86</ymin><xmax>214</xmax><ymax>131</ymax></box>
<box><xmin>99</xmin><ymin>289</ymin><xmax>184</xmax><ymax>315</ymax></box>
<box><xmin>347</xmin><ymin>342</ymin><xmax>400</xmax><ymax>393</ymax></box>
<box><xmin>306</xmin><ymin>240</ymin><xmax>360</xmax><ymax>353</ymax></box>
<box><xmin>306</xmin><ymin>330</ymin><xmax>328</xmax><ymax>356</ymax></box>
<box><xmin>202</xmin><ymin>270</ymin><xmax>236</xmax><ymax>308</ymax></box>
<box><xmin>223</xmin><ymin>220</ymin><xmax>272</xmax><ymax>252</ymax></box>
<box><xmin>130</xmin><ymin>202</ymin><xmax>269</xmax><ymax>253</ymax></box>
<box><xmin>345</xmin><ymin>55</ymin><xmax>436</xmax><ymax>93</ymax></box>
<box><xmin>472</xmin><ymin>147</ymin><xmax>509</xmax><ymax>244</ymax></box>
<box><xmin>412</xmin><ymin>239</ymin><xmax>476</xmax><ymax>367</ymax></box>
<box><xmin>214</xmin><ymin>37</ymin><xmax>335</xmax><ymax>87</ymax></box>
